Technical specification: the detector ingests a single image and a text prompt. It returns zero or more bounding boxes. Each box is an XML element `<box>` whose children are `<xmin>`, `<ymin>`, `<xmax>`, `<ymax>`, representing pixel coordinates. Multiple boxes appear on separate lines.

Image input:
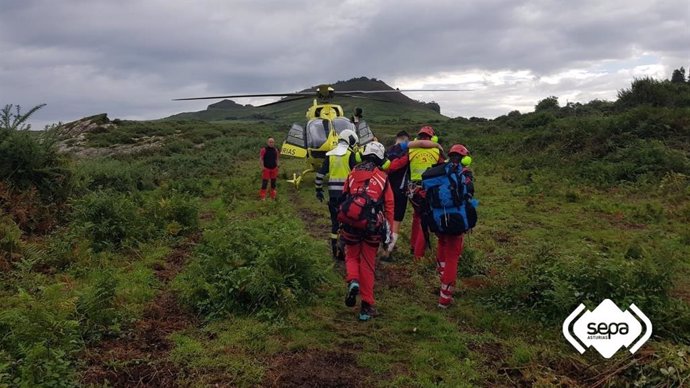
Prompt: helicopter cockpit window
<box><xmin>286</xmin><ymin>123</ymin><xmax>306</xmax><ymax>147</ymax></box>
<box><xmin>332</xmin><ymin>117</ymin><xmax>356</xmax><ymax>135</ymax></box>
<box><xmin>306</xmin><ymin>119</ymin><xmax>329</xmax><ymax>148</ymax></box>
<box><xmin>355</xmin><ymin>120</ymin><xmax>374</xmax><ymax>145</ymax></box>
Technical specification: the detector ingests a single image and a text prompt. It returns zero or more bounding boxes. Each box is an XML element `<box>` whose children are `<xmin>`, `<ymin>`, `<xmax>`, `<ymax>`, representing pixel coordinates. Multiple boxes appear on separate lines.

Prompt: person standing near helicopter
<box><xmin>259</xmin><ymin>137</ymin><xmax>279</xmax><ymax>200</ymax></box>
<box><xmin>350</xmin><ymin>107</ymin><xmax>364</xmax><ymax>129</ymax></box>
<box><xmin>315</xmin><ymin>129</ymin><xmax>360</xmax><ymax>260</ymax></box>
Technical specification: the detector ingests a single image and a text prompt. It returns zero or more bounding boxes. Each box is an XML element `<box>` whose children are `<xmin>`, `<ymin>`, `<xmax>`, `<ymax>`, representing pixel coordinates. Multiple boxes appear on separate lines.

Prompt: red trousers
<box><xmin>409</xmin><ymin>186</ymin><xmax>428</xmax><ymax>259</ymax></box>
<box><xmin>345</xmin><ymin>240</ymin><xmax>378</xmax><ymax>305</ymax></box>
<box><xmin>436</xmin><ymin>234</ymin><xmax>464</xmax><ymax>305</ymax></box>
<box><xmin>410</xmin><ymin>209</ymin><xmax>427</xmax><ymax>259</ymax></box>
<box><xmin>261</xmin><ymin>167</ymin><xmax>279</xmax><ymax>180</ymax></box>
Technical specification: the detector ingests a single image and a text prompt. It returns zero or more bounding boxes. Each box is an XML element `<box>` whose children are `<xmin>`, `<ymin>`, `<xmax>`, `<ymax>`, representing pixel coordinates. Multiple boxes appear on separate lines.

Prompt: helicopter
<box><xmin>174</xmin><ymin>84</ymin><xmax>466</xmax><ymax>188</ymax></box>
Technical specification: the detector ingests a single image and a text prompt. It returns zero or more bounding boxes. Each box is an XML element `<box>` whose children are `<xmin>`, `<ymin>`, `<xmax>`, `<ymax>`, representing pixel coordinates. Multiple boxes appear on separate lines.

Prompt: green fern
<box><xmin>0</xmin><ymin>103</ymin><xmax>46</xmax><ymax>131</ymax></box>
<box><xmin>76</xmin><ymin>270</ymin><xmax>120</xmax><ymax>341</ymax></box>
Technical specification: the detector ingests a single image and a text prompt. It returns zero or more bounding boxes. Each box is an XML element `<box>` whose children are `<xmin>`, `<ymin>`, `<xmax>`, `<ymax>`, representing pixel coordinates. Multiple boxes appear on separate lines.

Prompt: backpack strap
<box><xmin>350</xmin><ymin>170</ymin><xmax>375</xmax><ymax>202</ymax></box>
<box><xmin>444</xmin><ymin>165</ymin><xmax>466</xmax><ymax>205</ymax></box>
<box><xmin>374</xmin><ymin>170</ymin><xmax>389</xmax><ymax>208</ymax></box>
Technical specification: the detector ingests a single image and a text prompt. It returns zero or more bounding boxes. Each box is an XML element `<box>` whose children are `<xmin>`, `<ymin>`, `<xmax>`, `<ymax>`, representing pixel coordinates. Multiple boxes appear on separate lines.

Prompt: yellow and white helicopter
<box><xmin>175</xmin><ymin>84</ymin><xmax>465</xmax><ymax>188</ymax></box>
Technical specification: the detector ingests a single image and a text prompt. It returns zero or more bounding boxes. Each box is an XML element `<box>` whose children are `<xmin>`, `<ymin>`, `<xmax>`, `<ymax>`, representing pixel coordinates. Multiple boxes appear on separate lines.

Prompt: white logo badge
<box><xmin>563</xmin><ymin>299</ymin><xmax>652</xmax><ymax>358</ymax></box>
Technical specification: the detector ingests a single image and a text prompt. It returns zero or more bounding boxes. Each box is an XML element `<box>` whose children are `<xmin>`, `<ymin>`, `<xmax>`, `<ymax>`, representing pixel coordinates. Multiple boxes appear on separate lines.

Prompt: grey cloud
<box><xmin>348</xmin><ymin>0</ymin><xmax>688</xmax><ymax>78</ymax></box>
<box><xmin>0</xmin><ymin>0</ymin><xmax>687</xmax><ymax>125</ymax></box>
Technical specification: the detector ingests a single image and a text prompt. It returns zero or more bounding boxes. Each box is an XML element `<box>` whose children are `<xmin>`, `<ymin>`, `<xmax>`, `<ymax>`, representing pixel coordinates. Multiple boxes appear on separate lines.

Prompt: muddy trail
<box><xmin>263</xmin><ymin>350</ymin><xmax>372</xmax><ymax>388</ymax></box>
<box><xmin>80</xmin><ymin>234</ymin><xmax>200</xmax><ymax>387</ymax></box>
<box><xmin>287</xmin><ymin>188</ymin><xmax>327</xmax><ymax>241</ymax></box>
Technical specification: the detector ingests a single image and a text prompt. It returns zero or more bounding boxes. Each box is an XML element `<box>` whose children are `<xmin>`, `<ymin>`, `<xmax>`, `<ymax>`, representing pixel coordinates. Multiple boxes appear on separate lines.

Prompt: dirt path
<box><xmin>263</xmin><ymin>350</ymin><xmax>371</xmax><ymax>388</ymax></box>
<box><xmin>80</xmin><ymin>234</ymin><xmax>199</xmax><ymax>387</ymax></box>
<box><xmin>287</xmin><ymin>188</ymin><xmax>327</xmax><ymax>240</ymax></box>
<box><xmin>260</xmin><ymin>188</ymin><xmax>379</xmax><ymax>386</ymax></box>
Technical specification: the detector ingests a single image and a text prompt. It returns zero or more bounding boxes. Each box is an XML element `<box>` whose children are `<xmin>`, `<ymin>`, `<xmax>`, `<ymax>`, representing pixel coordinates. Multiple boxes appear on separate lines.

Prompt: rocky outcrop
<box><xmin>55</xmin><ymin>114</ymin><xmax>166</xmax><ymax>158</ymax></box>
<box><xmin>57</xmin><ymin>113</ymin><xmax>115</xmax><ymax>139</ymax></box>
<box><xmin>61</xmin><ymin>136</ymin><xmax>166</xmax><ymax>158</ymax></box>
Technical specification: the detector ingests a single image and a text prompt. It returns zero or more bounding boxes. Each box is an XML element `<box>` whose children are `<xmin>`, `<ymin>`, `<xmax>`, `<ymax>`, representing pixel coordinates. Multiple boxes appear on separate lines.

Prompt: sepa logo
<box><xmin>563</xmin><ymin>299</ymin><xmax>652</xmax><ymax>358</ymax></box>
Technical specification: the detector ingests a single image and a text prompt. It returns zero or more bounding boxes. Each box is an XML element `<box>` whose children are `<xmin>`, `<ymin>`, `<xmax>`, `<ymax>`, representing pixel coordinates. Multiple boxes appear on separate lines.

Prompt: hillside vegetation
<box><xmin>0</xmin><ymin>75</ymin><xmax>689</xmax><ymax>386</ymax></box>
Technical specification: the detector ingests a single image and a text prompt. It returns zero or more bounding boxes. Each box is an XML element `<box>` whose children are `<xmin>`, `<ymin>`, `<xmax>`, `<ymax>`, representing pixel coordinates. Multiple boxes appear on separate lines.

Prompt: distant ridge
<box><xmin>165</xmin><ymin>77</ymin><xmax>447</xmax><ymax>123</ymax></box>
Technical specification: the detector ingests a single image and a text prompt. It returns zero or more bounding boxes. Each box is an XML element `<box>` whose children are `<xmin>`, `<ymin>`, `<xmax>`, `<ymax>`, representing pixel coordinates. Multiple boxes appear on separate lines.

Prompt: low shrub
<box><xmin>0</xmin><ymin>129</ymin><xmax>72</xmax><ymax>203</ymax></box>
<box><xmin>76</xmin><ymin>269</ymin><xmax>120</xmax><ymax>340</ymax></box>
<box><xmin>0</xmin><ymin>269</ymin><xmax>124</xmax><ymax>385</ymax></box>
<box><xmin>520</xmin><ymin>112</ymin><xmax>556</xmax><ymax>129</ymax></box>
<box><xmin>163</xmin><ymin>177</ymin><xmax>210</xmax><ymax>197</ymax></box>
<box><xmin>0</xmin><ymin>215</ymin><xmax>22</xmax><ymax>258</ymax></box>
<box><xmin>148</xmin><ymin>194</ymin><xmax>200</xmax><ymax>236</ymax></box>
<box><xmin>0</xmin><ymin>182</ymin><xmax>63</xmax><ymax>234</ymax></box>
<box><xmin>577</xmin><ymin>139</ymin><xmax>689</xmax><ymax>186</ymax></box>
<box><xmin>37</xmin><ymin>229</ymin><xmax>90</xmax><ymax>272</ymax></box>
<box><xmin>163</xmin><ymin>138</ymin><xmax>195</xmax><ymax>155</ymax></box>
<box><xmin>616</xmin><ymin>77</ymin><xmax>690</xmax><ymax>109</ymax></box>
<box><xmin>181</xmin><ymin>127</ymin><xmax>223</xmax><ymax>144</ymax></box>
<box><xmin>174</xmin><ymin>215</ymin><xmax>328</xmax><ymax>319</ymax></box>
<box><xmin>490</xmin><ymin>244</ymin><xmax>689</xmax><ymax>338</ymax></box>
<box><xmin>74</xmin><ymin>159</ymin><xmax>156</xmax><ymax>193</ymax></box>
<box><xmin>71</xmin><ymin>191</ymin><xmax>144</xmax><ymax>252</ymax></box>
<box><xmin>0</xmin><ymin>285</ymin><xmax>82</xmax><ymax>386</ymax></box>
<box><xmin>0</xmin><ymin>129</ymin><xmax>72</xmax><ymax>234</ymax></box>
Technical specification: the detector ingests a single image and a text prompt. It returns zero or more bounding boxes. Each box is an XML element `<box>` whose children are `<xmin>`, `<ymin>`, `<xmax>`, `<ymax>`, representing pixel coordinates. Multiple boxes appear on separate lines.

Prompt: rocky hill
<box><xmin>166</xmin><ymin>77</ymin><xmax>448</xmax><ymax>123</ymax></box>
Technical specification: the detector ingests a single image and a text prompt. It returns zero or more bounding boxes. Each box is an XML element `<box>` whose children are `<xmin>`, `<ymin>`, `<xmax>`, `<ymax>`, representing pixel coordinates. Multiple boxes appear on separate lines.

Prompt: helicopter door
<box><xmin>331</xmin><ymin>117</ymin><xmax>356</xmax><ymax>135</ymax></box>
<box><xmin>305</xmin><ymin>119</ymin><xmax>329</xmax><ymax>148</ymax></box>
<box><xmin>281</xmin><ymin>123</ymin><xmax>308</xmax><ymax>158</ymax></box>
<box><xmin>355</xmin><ymin>120</ymin><xmax>374</xmax><ymax>145</ymax></box>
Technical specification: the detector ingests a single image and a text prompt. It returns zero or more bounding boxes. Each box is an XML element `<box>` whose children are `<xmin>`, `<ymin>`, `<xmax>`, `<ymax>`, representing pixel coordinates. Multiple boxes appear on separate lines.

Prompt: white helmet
<box><xmin>338</xmin><ymin>129</ymin><xmax>358</xmax><ymax>147</ymax></box>
<box><xmin>362</xmin><ymin>141</ymin><xmax>385</xmax><ymax>161</ymax></box>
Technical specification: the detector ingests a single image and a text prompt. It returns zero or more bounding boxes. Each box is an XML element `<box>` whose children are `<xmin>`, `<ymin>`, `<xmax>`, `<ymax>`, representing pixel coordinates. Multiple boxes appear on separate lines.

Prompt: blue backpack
<box><xmin>421</xmin><ymin>163</ymin><xmax>477</xmax><ymax>235</ymax></box>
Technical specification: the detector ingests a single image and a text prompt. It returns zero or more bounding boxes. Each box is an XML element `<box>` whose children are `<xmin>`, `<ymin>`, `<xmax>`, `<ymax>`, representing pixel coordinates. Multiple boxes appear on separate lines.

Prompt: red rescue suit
<box><xmin>436</xmin><ymin>165</ymin><xmax>473</xmax><ymax>306</ymax></box>
<box><xmin>341</xmin><ymin>165</ymin><xmax>394</xmax><ymax>306</ymax></box>
<box><xmin>436</xmin><ymin>234</ymin><xmax>464</xmax><ymax>305</ymax></box>
<box><xmin>259</xmin><ymin>146</ymin><xmax>279</xmax><ymax>199</ymax></box>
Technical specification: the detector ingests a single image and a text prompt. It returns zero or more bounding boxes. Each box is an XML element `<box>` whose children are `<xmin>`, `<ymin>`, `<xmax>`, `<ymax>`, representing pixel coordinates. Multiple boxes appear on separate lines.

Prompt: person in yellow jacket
<box><xmin>315</xmin><ymin>130</ymin><xmax>360</xmax><ymax>260</ymax></box>
<box><xmin>387</xmin><ymin>126</ymin><xmax>444</xmax><ymax>259</ymax></box>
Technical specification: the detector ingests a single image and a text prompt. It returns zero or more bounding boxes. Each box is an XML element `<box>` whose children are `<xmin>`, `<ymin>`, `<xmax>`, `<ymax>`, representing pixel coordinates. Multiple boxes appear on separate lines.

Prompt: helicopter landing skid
<box><xmin>287</xmin><ymin>168</ymin><xmax>314</xmax><ymax>189</ymax></box>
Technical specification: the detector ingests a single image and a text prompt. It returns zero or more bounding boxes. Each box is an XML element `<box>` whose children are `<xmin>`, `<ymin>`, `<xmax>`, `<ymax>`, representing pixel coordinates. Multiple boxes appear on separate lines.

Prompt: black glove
<box><xmin>316</xmin><ymin>189</ymin><xmax>324</xmax><ymax>202</ymax></box>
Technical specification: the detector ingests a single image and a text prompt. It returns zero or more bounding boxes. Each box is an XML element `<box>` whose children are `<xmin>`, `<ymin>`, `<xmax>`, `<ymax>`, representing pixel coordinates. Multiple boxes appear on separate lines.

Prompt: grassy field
<box><xmin>1</xmin><ymin>102</ymin><xmax>689</xmax><ymax>386</ymax></box>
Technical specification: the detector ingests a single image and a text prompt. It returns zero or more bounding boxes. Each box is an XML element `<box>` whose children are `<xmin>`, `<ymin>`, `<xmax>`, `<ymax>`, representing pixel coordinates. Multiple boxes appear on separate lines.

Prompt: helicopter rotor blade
<box><xmin>335</xmin><ymin>89</ymin><xmax>472</xmax><ymax>94</ymax></box>
<box><xmin>174</xmin><ymin>88</ymin><xmax>472</xmax><ymax>101</ymax></box>
<box><xmin>257</xmin><ymin>95</ymin><xmax>312</xmax><ymax>107</ymax></box>
<box><xmin>340</xmin><ymin>94</ymin><xmax>398</xmax><ymax>103</ymax></box>
<box><xmin>172</xmin><ymin>92</ymin><xmax>314</xmax><ymax>101</ymax></box>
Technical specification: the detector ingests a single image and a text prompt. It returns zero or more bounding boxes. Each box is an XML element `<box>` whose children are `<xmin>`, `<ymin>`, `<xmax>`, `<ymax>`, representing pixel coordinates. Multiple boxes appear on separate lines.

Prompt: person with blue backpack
<box><xmin>421</xmin><ymin>144</ymin><xmax>476</xmax><ymax>308</ymax></box>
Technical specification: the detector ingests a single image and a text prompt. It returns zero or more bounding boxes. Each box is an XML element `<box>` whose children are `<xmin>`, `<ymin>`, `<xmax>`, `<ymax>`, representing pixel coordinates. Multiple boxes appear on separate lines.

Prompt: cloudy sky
<box><xmin>1</xmin><ymin>0</ymin><xmax>688</xmax><ymax>127</ymax></box>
